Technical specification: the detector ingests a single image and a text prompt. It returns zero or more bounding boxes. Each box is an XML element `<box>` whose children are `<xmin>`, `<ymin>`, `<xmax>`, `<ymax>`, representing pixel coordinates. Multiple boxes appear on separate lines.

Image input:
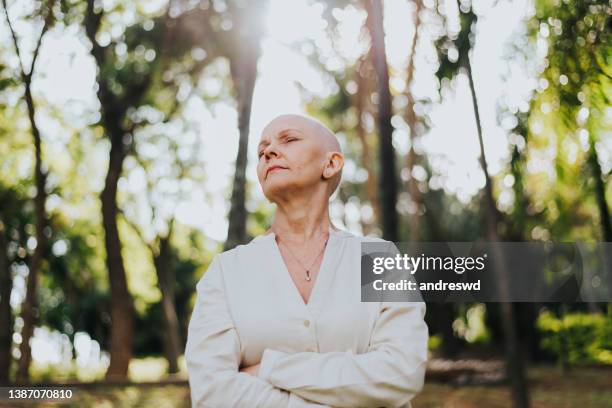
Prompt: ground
<box><xmin>5</xmin><ymin>365</ymin><xmax>612</xmax><ymax>407</ymax></box>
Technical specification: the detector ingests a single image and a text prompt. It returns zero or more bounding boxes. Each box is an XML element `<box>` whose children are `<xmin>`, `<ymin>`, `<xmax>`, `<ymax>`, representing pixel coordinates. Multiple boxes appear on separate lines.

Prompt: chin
<box><xmin>261</xmin><ymin>178</ymin><xmax>297</xmax><ymax>200</ymax></box>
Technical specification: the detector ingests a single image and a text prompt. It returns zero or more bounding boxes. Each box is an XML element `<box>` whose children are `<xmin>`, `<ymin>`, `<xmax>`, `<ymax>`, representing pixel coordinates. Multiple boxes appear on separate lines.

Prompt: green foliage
<box><xmin>132</xmin><ymin>247</ymin><xmax>200</xmax><ymax>357</ymax></box>
<box><xmin>530</xmin><ymin>0</ymin><xmax>610</xmax><ymax>128</ymax></box>
<box><xmin>434</xmin><ymin>2</ymin><xmax>477</xmax><ymax>84</ymax></box>
<box><xmin>0</xmin><ymin>63</ymin><xmax>17</xmax><ymax>94</ymax></box>
<box><xmin>537</xmin><ymin>310</ymin><xmax>612</xmax><ymax>364</ymax></box>
<box><xmin>428</xmin><ymin>334</ymin><xmax>442</xmax><ymax>351</ymax></box>
<box><xmin>525</xmin><ymin>0</ymin><xmax>611</xmax><ymax>241</ymax></box>
<box><xmin>453</xmin><ymin>303</ymin><xmax>491</xmax><ymax>344</ymax></box>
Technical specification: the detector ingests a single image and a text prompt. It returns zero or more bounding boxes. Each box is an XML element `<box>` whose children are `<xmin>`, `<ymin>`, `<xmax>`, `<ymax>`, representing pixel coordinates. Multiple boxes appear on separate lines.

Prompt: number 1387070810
<box><xmin>2</xmin><ymin>387</ymin><xmax>74</xmax><ymax>402</ymax></box>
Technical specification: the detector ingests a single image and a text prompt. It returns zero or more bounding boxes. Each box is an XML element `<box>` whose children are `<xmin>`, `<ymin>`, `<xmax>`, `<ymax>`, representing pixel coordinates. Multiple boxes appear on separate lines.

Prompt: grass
<box><xmin>414</xmin><ymin>365</ymin><xmax>612</xmax><ymax>408</ymax></box>
<box><xmin>20</xmin><ymin>364</ymin><xmax>612</xmax><ymax>408</ymax></box>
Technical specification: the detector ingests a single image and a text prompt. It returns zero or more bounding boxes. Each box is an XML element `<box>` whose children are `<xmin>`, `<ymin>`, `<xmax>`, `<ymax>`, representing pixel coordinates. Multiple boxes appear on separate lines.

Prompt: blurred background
<box><xmin>0</xmin><ymin>0</ymin><xmax>610</xmax><ymax>406</ymax></box>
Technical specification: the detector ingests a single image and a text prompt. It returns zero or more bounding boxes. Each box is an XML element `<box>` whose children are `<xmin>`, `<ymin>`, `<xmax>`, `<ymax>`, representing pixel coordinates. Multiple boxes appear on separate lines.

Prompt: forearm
<box><xmin>186</xmin><ymin>257</ymin><xmax>332</xmax><ymax>407</ymax></box>
<box><xmin>258</xmin><ymin>347</ymin><xmax>425</xmax><ymax>407</ymax></box>
<box><xmin>191</xmin><ymin>370</ymin><xmax>289</xmax><ymax>407</ymax></box>
<box><xmin>257</xmin><ymin>303</ymin><xmax>428</xmax><ymax>408</ymax></box>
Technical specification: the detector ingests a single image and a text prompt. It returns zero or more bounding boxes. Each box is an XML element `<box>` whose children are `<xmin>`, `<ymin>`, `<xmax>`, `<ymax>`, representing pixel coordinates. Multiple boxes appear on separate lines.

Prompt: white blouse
<box><xmin>186</xmin><ymin>227</ymin><xmax>428</xmax><ymax>408</ymax></box>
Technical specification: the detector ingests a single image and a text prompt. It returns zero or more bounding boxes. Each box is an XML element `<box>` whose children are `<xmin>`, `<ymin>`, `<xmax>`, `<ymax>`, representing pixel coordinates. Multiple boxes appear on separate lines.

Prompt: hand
<box><xmin>239</xmin><ymin>363</ymin><xmax>260</xmax><ymax>376</ymax></box>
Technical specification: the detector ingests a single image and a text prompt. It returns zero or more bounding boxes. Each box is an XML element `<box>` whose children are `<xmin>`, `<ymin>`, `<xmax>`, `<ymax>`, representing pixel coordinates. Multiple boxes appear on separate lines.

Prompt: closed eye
<box><xmin>258</xmin><ymin>137</ymin><xmax>299</xmax><ymax>158</ymax></box>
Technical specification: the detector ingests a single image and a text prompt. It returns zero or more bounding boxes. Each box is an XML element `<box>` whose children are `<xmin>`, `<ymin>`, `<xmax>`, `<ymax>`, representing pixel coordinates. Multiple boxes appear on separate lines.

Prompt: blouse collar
<box><xmin>252</xmin><ymin>226</ymin><xmax>352</xmax><ymax>244</ymax></box>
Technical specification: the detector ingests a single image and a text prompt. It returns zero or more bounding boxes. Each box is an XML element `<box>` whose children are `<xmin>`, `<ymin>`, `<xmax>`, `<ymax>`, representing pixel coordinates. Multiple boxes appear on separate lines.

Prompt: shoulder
<box><xmin>213</xmin><ymin>234</ymin><xmax>273</xmax><ymax>268</ymax></box>
<box><xmin>328</xmin><ymin>228</ymin><xmax>388</xmax><ymax>242</ymax></box>
<box><xmin>345</xmin><ymin>231</ymin><xmax>393</xmax><ymax>246</ymax></box>
<box><xmin>358</xmin><ymin>234</ymin><xmax>389</xmax><ymax>244</ymax></box>
<box><xmin>200</xmin><ymin>235</ymin><xmax>273</xmax><ymax>289</ymax></box>
<box><xmin>329</xmin><ymin>229</ymin><xmax>396</xmax><ymax>257</ymax></box>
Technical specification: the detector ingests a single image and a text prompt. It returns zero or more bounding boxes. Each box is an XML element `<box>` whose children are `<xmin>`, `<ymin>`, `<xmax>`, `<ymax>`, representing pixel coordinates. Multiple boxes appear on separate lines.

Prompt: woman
<box><xmin>186</xmin><ymin>114</ymin><xmax>428</xmax><ymax>407</ymax></box>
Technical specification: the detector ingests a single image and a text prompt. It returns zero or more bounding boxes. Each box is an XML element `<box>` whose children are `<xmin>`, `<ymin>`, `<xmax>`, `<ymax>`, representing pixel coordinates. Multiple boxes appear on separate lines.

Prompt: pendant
<box><xmin>305</xmin><ymin>270</ymin><xmax>311</xmax><ymax>281</ymax></box>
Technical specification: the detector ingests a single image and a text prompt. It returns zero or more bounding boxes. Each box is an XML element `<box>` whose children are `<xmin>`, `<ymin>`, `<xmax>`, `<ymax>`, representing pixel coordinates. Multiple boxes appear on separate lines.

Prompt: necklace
<box><xmin>278</xmin><ymin>233</ymin><xmax>329</xmax><ymax>281</ymax></box>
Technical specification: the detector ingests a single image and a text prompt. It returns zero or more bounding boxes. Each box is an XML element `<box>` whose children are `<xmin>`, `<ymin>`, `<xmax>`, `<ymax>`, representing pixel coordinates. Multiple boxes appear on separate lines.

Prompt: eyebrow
<box><xmin>258</xmin><ymin>128</ymin><xmax>303</xmax><ymax>150</ymax></box>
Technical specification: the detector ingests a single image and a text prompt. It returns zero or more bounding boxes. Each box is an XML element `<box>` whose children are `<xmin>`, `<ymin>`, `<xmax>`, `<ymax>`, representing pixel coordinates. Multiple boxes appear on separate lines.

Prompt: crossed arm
<box><xmin>186</xmin><ymin>256</ymin><xmax>428</xmax><ymax>408</ymax></box>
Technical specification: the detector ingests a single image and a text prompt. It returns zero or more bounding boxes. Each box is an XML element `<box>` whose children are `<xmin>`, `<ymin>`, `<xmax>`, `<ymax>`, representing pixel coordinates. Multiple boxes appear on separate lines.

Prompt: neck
<box><xmin>269</xmin><ymin>189</ymin><xmax>335</xmax><ymax>243</ymax></box>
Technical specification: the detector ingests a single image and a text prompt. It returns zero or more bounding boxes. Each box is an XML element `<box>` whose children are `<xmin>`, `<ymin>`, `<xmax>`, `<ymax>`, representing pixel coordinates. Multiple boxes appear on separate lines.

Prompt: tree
<box><xmin>83</xmin><ymin>0</ymin><xmax>149</xmax><ymax>378</ymax></box>
<box><xmin>81</xmin><ymin>0</ymin><xmax>225</xmax><ymax>377</ymax></box>
<box><xmin>365</xmin><ymin>0</ymin><xmax>399</xmax><ymax>242</ymax></box>
<box><xmin>353</xmin><ymin>56</ymin><xmax>381</xmax><ymax>232</ymax></box>
<box><xmin>403</xmin><ymin>0</ymin><xmax>425</xmax><ymax>241</ymax></box>
<box><xmin>0</xmin><ymin>62</ymin><xmax>16</xmax><ymax>385</ymax></box>
<box><xmin>0</xmin><ymin>187</ymin><xmax>30</xmax><ymax>384</ymax></box>
<box><xmin>223</xmin><ymin>1</ymin><xmax>267</xmax><ymax>250</ymax></box>
<box><xmin>529</xmin><ymin>0</ymin><xmax>611</xmax><ymax>241</ymax></box>
<box><xmin>0</xmin><ymin>212</ymin><xmax>11</xmax><ymax>384</ymax></box>
<box><xmin>122</xmin><ymin>121</ymin><xmax>205</xmax><ymax>374</ymax></box>
<box><xmin>2</xmin><ymin>0</ymin><xmax>55</xmax><ymax>382</ymax></box>
<box><xmin>124</xmin><ymin>216</ymin><xmax>182</xmax><ymax>373</ymax></box>
<box><xmin>434</xmin><ymin>1</ymin><xmax>530</xmax><ymax>406</ymax></box>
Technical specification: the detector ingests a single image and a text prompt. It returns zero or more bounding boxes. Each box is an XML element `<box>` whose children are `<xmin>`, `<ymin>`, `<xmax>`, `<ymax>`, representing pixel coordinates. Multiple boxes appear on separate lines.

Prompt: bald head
<box><xmin>266</xmin><ymin>114</ymin><xmax>341</xmax><ymax>153</ymax></box>
<box><xmin>259</xmin><ymin>114</ymin><xmax>343</xmax><ymax>198</ymax></box>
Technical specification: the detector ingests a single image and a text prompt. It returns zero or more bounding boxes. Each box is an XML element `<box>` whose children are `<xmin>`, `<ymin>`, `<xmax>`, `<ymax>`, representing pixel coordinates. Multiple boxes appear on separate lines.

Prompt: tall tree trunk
<box><xmin>101</xmin><ymin>139</ymin><xmax>134</xmax><ymax>380</ymax></box>
<box><xmin>587</xmin><ymin>135</ymin><xmax>612</xmax><ymax>242</ymax></box>
<box><xmin>509</xmin><ymin>144</ymin><xmax>528</xmax><ymax>240</ymax></box>
<box><xmin>354</xmin><ymin>58</ymin><xmax>380</xmax><ymax>232</ymax></box>
<box><xmin>3</xmin><ymin>0</ymin><xmax>51</xmax><ymax>383</ymax></box>
<box><xmin>464</xmin><ymin>57</ymin><xmax>530</xmax><ymax>408</ymax></box>
<box><xmin>423</xmin><ymin>198</ymin><xmax>463</xmax><ymax>357</ymax></box>
<box><xmin>355</xmin><ymin>110</ymin><xmax>379</xmax><ymax>234</ymax></box>
<box><xmin>153</xmin><ymin>235</ymin><xmax>181</xmax><ymax>374</ymax></box>
<box><xmin>508</xmin><ymin>118</ymin><xmax>546</xmax><ymax>359</ymax></box>
<box><xmin>225</xmin><ymin>47</ymin><xmax>259</xmax><ymax>251</ymax></box>
<box><xmin>367</xmin><ymin>0</ymin><xmax>399</xmax><ymax>242</ymax></box>
<box><xmin>84</xmin><ymin>0</ymin><xmax>147</xmax><ymax>379</ymax></box>
<box><xmin>15</xmin><ymin>78</ymin><xmax>49</xmax><ymax>384</ymax></box>
<box><xmin>510</xmin><ymin>146</ymin><xmax>545</xmax><ymax>356</ymax></box>
<box><xmin>404</xmin><ymin>0</ymin><xmax>423</xmax><ymax>241</ymax></box>
<box><xmin>122</xmin><ymin>213</ymin><xmax>182</xmax><ymax>375</ymax></box>
<box><xmin>0</xmin><ymin>219</ymin><xmax>12</xmax><ymax>384</ymax></box>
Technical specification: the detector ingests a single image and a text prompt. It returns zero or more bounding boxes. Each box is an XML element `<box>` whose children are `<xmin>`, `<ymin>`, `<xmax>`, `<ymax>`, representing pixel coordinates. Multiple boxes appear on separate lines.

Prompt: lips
<box><xmin>266</xmin><ymin>165</ymin><xmax>287</xmax><ymax>177</ymax></box>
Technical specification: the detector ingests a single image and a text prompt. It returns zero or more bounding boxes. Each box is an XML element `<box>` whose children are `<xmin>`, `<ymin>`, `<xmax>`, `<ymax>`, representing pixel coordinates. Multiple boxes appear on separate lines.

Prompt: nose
<box><xmin>262</xmin><ymin>143</ymin><xmax>278</xmax><ymax>161</ymax></box>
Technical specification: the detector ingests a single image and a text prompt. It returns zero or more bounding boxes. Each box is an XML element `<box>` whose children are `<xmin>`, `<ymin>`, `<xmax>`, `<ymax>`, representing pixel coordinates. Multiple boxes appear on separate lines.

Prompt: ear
<box><xmin>322</xmin><ymin>152</ymin><xmax>344</xmax><ymax>180</ymax></box>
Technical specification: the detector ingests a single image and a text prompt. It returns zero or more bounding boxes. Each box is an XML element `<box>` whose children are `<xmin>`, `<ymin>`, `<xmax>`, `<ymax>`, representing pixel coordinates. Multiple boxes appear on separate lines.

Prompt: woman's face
<box><xmin>256</xmin><ymin>116</ymin><xmax>329</xmax><ymax>202</ymax></box>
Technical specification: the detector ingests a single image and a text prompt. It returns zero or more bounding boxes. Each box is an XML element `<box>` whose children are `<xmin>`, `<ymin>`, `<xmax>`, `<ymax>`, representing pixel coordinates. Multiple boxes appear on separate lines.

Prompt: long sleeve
<box><xmin>186</xmin><ymin>256</ymin><xmax>331</xmax><ymax>408</ymax></box>
<box><xmin>257</xmin><ymin>301</ymin><xmax>428</xmax><ymax>408</ymax></box>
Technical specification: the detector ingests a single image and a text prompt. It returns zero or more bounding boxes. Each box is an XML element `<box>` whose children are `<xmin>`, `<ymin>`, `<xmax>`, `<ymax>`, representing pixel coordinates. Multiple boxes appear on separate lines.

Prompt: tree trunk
<box><xmin>354</xmin><ymin>58</ymin><xmax>380</xmax><ymax>233</ymax></box>
<box><xmin>16</xmin><ymin>82</ymin><xmax>48</xmax><ymax>384</ymax></box>
<box><xmin>465</xmin><ymin>58</ymin><xmax>530</xmax><ymax>408</ymax></box>
<box><xmin>83</xmin><ymin>0</ymin><xmax>161</xmax><ymax>380</ymax></box>
<box><xmin>427</xmin><ymin>303</ymin><xmax>462</xmax><ymax>358</ymax></box>
<box><xmin>509</xmin><ymin>144</ymin><xmax>528</xmax><ymax>240</ymax></box>
<box><xmin>404</xmin><ymin>0</ymin><xmax>423</xmax><ymax>242</ymax></box>
<box><xmin>0</xmin><ymin>219</ymin><xmax>12</xmax><ymax>384</ymax></box>
<box><xmin>101</xmin><ymin>139</ymin><xmax>134</xmax><ymax>380</ymax></box>
<box><xmin>153</xmin><ymin>236</ymin><xmax>181</xmax><ymax>374</ymax></box>
<box><xmin>2</xmin><ymin>1</ymin><xmax>51</xmax><ymax>381</ymax></box>
<box><xmin>423</xmin><ymin>198</ymin><xmax>463</xmax><ymax>358</ymax></box>
<box><xmin>225</xmin><ymin>47</ymin><xmax>259</xmax><ymax>251</ymax></box>
<box><xmin>587</xmin><ymin>134</ymin><xmax>612</xmax><ymax>242</ymax></box>
<box><xmin>366</xmin><ymin>0</ymin><xmax>399</xmax><ymax>242</ymax></box>
<box><xmin>508</xmin><ymin>121</ymin><xmax>545</xmax><ymax>360</ymax></box>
